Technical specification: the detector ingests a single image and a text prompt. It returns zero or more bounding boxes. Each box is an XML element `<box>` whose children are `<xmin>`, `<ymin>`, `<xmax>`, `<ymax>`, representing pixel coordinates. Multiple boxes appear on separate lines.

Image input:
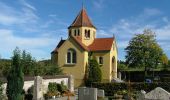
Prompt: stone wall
<box><xmin>2</xmin><ymin>75</ymin><xmax>74</xmax><ymax>94</ymax></box>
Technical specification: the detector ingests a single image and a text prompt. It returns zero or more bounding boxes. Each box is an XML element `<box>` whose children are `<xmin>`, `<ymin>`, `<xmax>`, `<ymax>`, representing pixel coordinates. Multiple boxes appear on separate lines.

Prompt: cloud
<box><xmin>0</xmin><ymin>1</ymin><xmax>38</xmax><ymax>26</ymax></box>
<box><xmin>102</xmin><ymin>8</ymin><xmax>170</xmax><ymax>59</ymax></box>
<box><xmin>19</xmin><ymin>0</ymin><xmax>36</xmax><ymax>11</ymax></box>
<box><xmin>97</xmin><ymin>30</ymin><xmax>111</xmax><ymax>37</ymax></box>
<box><xmin>93</xmin><ymin>0</ymin><xmax>104</xmax><ymax>9</ymax></box>
<box><xmin>143</xmin><ymin>8</ymin><xmax>162</xmax><ymax>16</ymax></box>
<box><xmin>0</xmin><ymin>29</ymin><xmax>57</xmax><ymax>60</ymax></box>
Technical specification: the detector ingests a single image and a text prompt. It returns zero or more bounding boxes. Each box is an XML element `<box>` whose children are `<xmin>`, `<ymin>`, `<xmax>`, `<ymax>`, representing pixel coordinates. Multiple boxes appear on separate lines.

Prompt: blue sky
<box><xmin>0</xmin><ymin>0</ymin><xmax>170</xmax><ymax>60</ymax></box>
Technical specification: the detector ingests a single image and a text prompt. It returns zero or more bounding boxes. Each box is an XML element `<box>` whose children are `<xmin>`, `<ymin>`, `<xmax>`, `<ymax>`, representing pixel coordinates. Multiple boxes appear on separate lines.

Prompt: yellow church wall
<box><xmin>110</xmin><ymin>41</ymin><xmax>118</xmax><ymax>79</ymax></box>
<box><xmin>57</xmin><ymin>37</ymin><xmax>88</xmax><ymax>87</ymax></box>
<box><xmin>92</xmin><ymin>51</ymin><xmax>112</xmax><ymax>82</ymax></box>
<box><xmin>91</xmin><ymin>41</ymin><xmax>118</xmax><ymax>82</ymax></box>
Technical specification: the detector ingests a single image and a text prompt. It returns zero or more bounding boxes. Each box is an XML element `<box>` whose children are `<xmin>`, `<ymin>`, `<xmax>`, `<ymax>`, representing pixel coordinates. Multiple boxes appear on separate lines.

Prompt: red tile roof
<box><xmin>68</xmin><ymin>8</ymin><xmax>96</xmax><ymax>29</ymax></box>
<box><xmin>71</xmin><ymin>36</ymin><xmax>89</xmax><ymax>51</ymax></box>
<box><xmin>52</xmin><ymin>37</ymin><xmax>114</xmax><ymax>53</ymax></box>
<box><xmin>88</xmin><ymin>38</ymin><xmax>114</xmax><ymax>51</ymax></box>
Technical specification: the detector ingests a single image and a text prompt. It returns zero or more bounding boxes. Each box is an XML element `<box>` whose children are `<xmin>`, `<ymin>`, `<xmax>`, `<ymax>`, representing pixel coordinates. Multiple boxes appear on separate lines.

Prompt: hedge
<box><xmin>92</xmin><ymin>82</ymin><xmax>170</xmax><ymax>96</ymax></box>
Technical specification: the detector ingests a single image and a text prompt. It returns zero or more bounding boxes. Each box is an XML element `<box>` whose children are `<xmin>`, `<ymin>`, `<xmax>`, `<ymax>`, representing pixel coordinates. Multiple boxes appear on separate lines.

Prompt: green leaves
<box><xmin>125</xmin><ymin>29</ymin><xmax>166</xmax><ymax>69</ymax></box>
<box><xmin>86</xmin><ymin>59</ymin><xmax>102</xmax><ymax>86</ymax></box>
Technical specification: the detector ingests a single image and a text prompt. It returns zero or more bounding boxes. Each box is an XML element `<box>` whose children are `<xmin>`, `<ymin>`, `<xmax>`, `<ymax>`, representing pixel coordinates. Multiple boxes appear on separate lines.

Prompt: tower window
<box><xmin>78</xmin><ymin>29</ymin><xmax>80</xmax><ymax>36</ymax></box>
<box><xmin>85</xmin><ymin>29</ymin><xmax>88</xmax><ymax>38</ymax></box>
<box><xmin>66</xmin><ymin>49</ymin><xmax>76</xmax><ymax>64</ymax></box>
<box><xmin>74</xmin><ymin>29</ymin><xmax>77</xmax><ymax>36</ymax></box>
<box><xmin>85</xmin><ymin>29</ymin><xmax>90</xmax><ymax>38</ymax></box>
<box><xmin>99</xmin><ymin>57</ymin><xmax>103</xmax><ymax>65</ymax></box>
<box><xmin>88</xmin><ymin>30</ymin><xmax>90</xmax><ymax>38</ymax></box>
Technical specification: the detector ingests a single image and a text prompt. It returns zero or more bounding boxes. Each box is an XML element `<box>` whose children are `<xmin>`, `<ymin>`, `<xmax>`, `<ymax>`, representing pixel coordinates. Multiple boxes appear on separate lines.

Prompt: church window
<box><xmin>87</xmin><ymin>30</ymin><xmax>90</xmax><ymax>38</ymax></box>
<box><xmin>112</xmin><ymin>56</ymin><xmax>115</xmax><ymax>63</ymax></box>
<box><xmin>85</xmin><ymin>29</ymin><xmax>88</xmax><ymax>38</ymax></box>
<box><xmin>66</xmin><ymin>49</ymin><xmax>76</xmax><ymax>64</ymax></box>
<box><xmin>74</xmin><ymin>29</ymin><xmax>77</xmax><ymax>36</ymax></box>
<box><xmin>78</xmin><ymin>29</ymin><xmax>80</xmax><ymax>36</ymax></box>
<box><xmin>99</xmin><ymin>56</ymin><xmax>103</xmax><ymax>65</ymax></box>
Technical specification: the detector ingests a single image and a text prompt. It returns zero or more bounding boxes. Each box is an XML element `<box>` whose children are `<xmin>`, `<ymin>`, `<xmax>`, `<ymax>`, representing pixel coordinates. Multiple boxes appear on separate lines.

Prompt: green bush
<box><xmin>86</xmin><ymin>59</ymin><xmax>102</xmax><ymax>86</ymax></box>
<box><xmin>48</xmin><ymin>82</ymin><xmax>58</xmax><ymax>92</ymax></box>
<box><xmin>48</xmin><ymin>82</ymin><xmax>68</xmax><ymax>93</ymax></box>
<box><xmin>27</xmin><ymin>85</ymin><xmax>34</xmax><ymax>94</ymax></box>
<box><xmin>92</xmin><ymin>82</ymin><xmax>170</xmax><ymax>96</ymax></box>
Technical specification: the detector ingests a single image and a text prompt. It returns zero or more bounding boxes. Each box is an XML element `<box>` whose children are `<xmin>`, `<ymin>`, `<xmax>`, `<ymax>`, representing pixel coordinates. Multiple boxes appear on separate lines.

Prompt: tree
<box><xmin>21</xmin><ymin>50</ymin><xmax>36</xmax><ymax>75</ymax></box>
<box><xmin>118</xmin><ymin>60</ymin><xmax>128</xmax><ymax>70</ymax></box>
<box><xmin>86</xmin><ymin>59</ymin><xmax>102</xmax><ymax>86</ymax></box>
<box><xmin>125</xmin><ymin>29</ymin><xmax>165</xmax><ymax>69</ymax></box>
<box><xmin>6</xmin><ymin>47</ymin><xmax>24</xmax><ymax>100</ymax></box>
<box><xmin>45</xmin><ymin>65</ymin><xmax>63</xmax><ymax>75</ymax></box>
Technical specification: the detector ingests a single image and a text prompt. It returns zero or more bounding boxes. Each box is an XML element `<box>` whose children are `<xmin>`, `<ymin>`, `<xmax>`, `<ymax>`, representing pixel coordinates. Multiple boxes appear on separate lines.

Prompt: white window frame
<box><xmin>66</xmin><ymin>49</ymin><xmax>76</xmax><ymax>64</ymax></box>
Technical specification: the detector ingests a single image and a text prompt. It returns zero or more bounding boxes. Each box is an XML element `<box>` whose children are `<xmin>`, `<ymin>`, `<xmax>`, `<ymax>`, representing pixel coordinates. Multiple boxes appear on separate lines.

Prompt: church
<box><xmin>51</xmin><ymin>8</ymin><xmax>118</xmax><ymax>87</ymax></box>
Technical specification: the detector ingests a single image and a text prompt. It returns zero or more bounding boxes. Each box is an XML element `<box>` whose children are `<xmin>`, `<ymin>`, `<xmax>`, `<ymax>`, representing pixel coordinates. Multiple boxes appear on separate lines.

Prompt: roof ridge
<box><xmin>95</xmin><ymin>37</ymin><xmax>114</xmax><ymax>39</ymax></box>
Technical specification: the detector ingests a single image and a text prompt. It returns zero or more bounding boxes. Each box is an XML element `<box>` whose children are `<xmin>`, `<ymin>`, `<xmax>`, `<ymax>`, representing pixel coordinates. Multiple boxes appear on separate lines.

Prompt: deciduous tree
<box><xmin>125</xmin><ymin>29</ymin><xmax>166</xmax><ymax>69</ymax></box>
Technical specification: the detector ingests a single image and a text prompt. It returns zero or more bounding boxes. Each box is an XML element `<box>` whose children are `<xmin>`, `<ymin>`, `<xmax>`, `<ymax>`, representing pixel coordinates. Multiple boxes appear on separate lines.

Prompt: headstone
<box><xmin>137</xmin><ymin>87</ymin><xmax>170</xmax><ymax>100</ymax></box>
<box><xmin>137</xmin><ymin>90</ymin><xmax>146</xmax><ymax>100</ymax></box>
<box><xmin>68</xmin><ymin>75</ymin><xmax>74</xmax><ymax>92</ymax></box>
<box><xmin>118</xmin><ymin>72</ymin><xmax>122</xmax><ymax>80</ymax></box>
<box><xmin>145</xmin><ymin>87</ymin><xmax>170</xmax><ymax>100</ymax></box>
<box><xmin>78</xmin><ymin>87</ymin><xmax>97</xmax><ymax>100</ymax></box>
<box><xmin>33</xmin><ymin>76</ymin><xmax>44</xmax><ymax>100</ymax></box>
<box><xmin>97</xmin><ymin>89</ymin><xmax>105</xmax><ymax>98</ymax></box>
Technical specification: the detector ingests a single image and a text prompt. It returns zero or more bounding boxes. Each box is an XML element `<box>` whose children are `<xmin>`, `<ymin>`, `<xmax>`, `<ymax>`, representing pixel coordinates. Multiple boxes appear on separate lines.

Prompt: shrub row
<box><xmin>92</xmin><ymin>82</ymin><xmax>170</xmax><ymax>96</ymax></box>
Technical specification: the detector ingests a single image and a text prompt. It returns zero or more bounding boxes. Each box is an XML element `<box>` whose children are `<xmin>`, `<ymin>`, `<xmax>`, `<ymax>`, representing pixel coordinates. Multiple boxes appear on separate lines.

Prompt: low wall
<box><xmin>2</xmin><ymin>75</ymin><xmax>74</xmax><ymax>94</ymax></box>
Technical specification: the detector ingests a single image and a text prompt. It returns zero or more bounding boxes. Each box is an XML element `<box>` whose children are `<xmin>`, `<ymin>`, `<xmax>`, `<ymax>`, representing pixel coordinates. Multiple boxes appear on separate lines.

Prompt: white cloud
<box><xmin>19</xmin><ymin>0</ymin><xmax>36</xmax><ymax>11</ymax></box>
<box><xmin>0</xmin><ymin>1</ymin><xmax>38</xmax><ymax>26</ymax></box>
<box><xmin>97</xmin><ymin>30</ymin><xmax>111</xmax><ymax>37</ymax></box>
<box><xmin>103</xmin><ymin>8</ymin><xmax>170</xmax><ymax>59</ymax></box>
<box><xmin>0</xmin><ymin>29</ymin><xmax>57</xmax><ymax>60</ymax></box>
<box><xmin>93</xmin><ymin>0</ymin><xmax>104</xmax><ymax>9</ymax></box>
<box><xmin>143</xmin><ymin>8</ymin><xmax>162</xmax><ymax>16</ymax></box>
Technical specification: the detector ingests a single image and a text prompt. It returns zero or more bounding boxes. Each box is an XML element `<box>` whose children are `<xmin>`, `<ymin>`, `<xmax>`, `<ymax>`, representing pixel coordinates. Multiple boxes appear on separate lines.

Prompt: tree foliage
<box><xmin>0</xmin><ymin>59</ymin><xmax>11</xmax><ymax>77</ymax></box>
<box><xmin>21</xmin><ymin>50</ymin><xmax>37</xmax><ymax>75</ymax></box>
<box><xmin>125</xmin><ymin>29</ymin><xmax>166</xmax><ymax>69</ymax></box>
<box><xmin>6</xmin><ymin>47</ymin><xmax>24</xmax><ymax>100</ymax></box>
<box><xmin>86</xmin><ymin>59</ymin><xmax>102</xmax><ymax>86</ymax></box>
<box><xmin>0</xmin><ymin>80</ymin><xmax>4</xmax><ymax>99</ymax></box>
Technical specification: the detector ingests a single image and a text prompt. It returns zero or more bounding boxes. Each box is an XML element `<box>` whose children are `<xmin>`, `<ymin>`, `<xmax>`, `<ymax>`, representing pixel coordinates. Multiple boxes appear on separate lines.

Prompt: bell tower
<box><xmin>68</xmin><ymin>8</ymin><xmax>96</xmax><ymax>46</ymax></box>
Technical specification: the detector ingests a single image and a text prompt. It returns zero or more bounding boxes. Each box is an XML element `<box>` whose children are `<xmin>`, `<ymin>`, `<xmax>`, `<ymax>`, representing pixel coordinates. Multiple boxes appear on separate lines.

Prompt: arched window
<box><xmin>112</xmin><ymin>56</ymin><xmax>115</xmax><ymax>63</ymax></box>
<box><xmin>66</xmin><ymin>49</ymin><xmax>76</xmax><ymax>64</ymax></box>
<box><xmin>77</xmin><ymin>29</ymin><xmax>80</xmax><ymax>36</ymax></box>
<box><xmin>74</xmin><ymin>29</ymin><xmax>77</xmax><ymax>36</ymax></box>
<box><xmin>85</xmin><ymin>29</ymin><xmax>88</xmax><ymax>38</ymax></box>
<box><xmin>87</xmin><ymin>30</ymin><xmax>90</xmax><ymax>38</ymax></box>
<box><xmin>99</xmin><ymin>56</ymin><xmax>103</xmax><ymax>65</ymax></box>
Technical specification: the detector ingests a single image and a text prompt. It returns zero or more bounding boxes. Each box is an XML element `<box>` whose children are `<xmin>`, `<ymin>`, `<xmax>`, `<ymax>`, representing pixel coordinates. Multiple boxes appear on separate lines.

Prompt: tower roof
<box><xmin>68</xmin><ymin>8</ymin><xmax>96</xmax><ymax>29</ymax></box>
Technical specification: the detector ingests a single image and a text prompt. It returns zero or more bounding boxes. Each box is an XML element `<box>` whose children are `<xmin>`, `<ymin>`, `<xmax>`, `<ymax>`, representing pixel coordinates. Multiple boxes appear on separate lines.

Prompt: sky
<box><xmin>0</xmin><ymin>0</ymin><xmax>170</xmax><ymax>60</ymax></box>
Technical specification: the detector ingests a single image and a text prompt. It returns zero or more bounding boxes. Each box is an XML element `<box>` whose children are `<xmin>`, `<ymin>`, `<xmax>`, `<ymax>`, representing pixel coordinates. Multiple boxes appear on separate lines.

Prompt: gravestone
<box><xmin>78</xmin><ymin>87</ymin><xmax>97</xmax><ymax>100</ymax></box>
<box><xmin>137</xmin><ymin>87</ymin><xmax>170</xmax><ymax>100</ymax></box>
<box><xmin>33</xmin><ymin>76</ymin><xmax>44</xmax><ymax>100</ymax></box>
<box><xmin>97</xmin><ymin>89</ymin><xmax>105</xmax><ymax>98</ymax></box>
